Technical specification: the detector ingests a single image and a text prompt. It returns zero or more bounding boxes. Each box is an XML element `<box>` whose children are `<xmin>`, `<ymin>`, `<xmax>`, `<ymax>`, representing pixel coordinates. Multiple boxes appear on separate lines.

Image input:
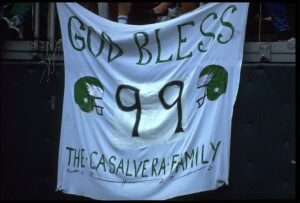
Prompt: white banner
<box><xmin>56</xmin><ymin>2</ymin><xmax>248</xmax><ymax>200</ymax></box>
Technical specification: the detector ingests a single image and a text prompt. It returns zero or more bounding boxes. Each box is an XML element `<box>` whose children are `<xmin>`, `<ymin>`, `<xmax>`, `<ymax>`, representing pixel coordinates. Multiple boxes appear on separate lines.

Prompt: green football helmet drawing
<box><xmin>196</xmin><ymin>65</ymin><xmax>228</xmax><ymax>108</ymax></box>
<box><xmin>74</xmin><ymin>76</ymin><xmax>104</xmax><ymax>115</ymax></box>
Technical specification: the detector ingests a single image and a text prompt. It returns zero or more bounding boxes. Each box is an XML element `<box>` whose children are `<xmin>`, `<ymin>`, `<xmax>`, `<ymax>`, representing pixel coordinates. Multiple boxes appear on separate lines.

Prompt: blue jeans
<box><xmin>264</xmin><ymin>3</ymin><xmax>290</xmax><ymax>32</ymax></box>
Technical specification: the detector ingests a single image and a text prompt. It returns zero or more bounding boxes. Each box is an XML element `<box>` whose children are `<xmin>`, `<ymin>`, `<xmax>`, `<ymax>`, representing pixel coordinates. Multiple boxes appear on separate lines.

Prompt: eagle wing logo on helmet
<box><xmin>196</xmin><ymin>64</ymin><xmax>228</xmax><ymax>108</ymax></box>
<box><xmin>74</xmin><ymin>76</ymin><xmax>104</xmax><ymax>115</ymax></box>
<box><xmin>86</xmin><ymin>82</ymin><xmax>104</xmax><ymax>99</ymax></box>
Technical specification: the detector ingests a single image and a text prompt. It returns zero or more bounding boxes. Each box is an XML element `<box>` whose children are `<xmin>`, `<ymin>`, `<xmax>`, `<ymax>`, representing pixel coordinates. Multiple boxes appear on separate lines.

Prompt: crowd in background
<box><xmin>0</xmin><ymin>2</ymin><xmax>295</xmax><ymax>42</ymax></box>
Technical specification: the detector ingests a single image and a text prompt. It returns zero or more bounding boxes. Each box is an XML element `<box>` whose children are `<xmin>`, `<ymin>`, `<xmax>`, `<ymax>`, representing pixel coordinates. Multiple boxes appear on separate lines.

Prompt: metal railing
<box><xmin>31</xmin><ymin>3</ymin><xmax>110</xmax><ymax>52</ymax></box>
<box><xmin>34</xmin><ymin>3</ymin><xmax>40</xmax><ymax>40</ymax></box>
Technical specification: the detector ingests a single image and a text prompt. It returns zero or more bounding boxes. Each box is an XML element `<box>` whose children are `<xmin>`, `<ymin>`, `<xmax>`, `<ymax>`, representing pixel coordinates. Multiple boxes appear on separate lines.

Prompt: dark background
<box><xmin>0</xmin><ymin>62</ymin><xmax>296</xmax><ymax>200</ymax></box>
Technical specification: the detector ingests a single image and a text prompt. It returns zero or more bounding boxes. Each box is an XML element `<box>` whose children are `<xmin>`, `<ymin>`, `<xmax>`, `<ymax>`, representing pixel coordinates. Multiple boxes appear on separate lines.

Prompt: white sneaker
<box><xmin>287</xmin><ymin>37</ymin><xmax>296</xmax><ymax>42</ymax></box>
<box><xmin>8</xmin><ymin>15</ymin><xmax>24</xmax><ymax>40</ymax></box>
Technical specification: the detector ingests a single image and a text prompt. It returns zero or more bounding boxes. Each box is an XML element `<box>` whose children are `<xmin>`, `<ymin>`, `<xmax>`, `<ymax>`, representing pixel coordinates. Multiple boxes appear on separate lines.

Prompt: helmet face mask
<box><xmin>74</xmin><ymin>76</ymin><xmax>104</xmax><ymax>115</ymax></box>
<box><xmin>93</xmin><ymin>97</ymin><xmax>104</xmax><ymax>115</ymax></box>
<box><xmin>196</xmin><ymin>73</ymin><xmax>211</xmax><ymax>108</ymax></box>
<box><xmin>196</xmin><ymin>65</ymin><xmax>228</xmax><ymax>108</ymax></box>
